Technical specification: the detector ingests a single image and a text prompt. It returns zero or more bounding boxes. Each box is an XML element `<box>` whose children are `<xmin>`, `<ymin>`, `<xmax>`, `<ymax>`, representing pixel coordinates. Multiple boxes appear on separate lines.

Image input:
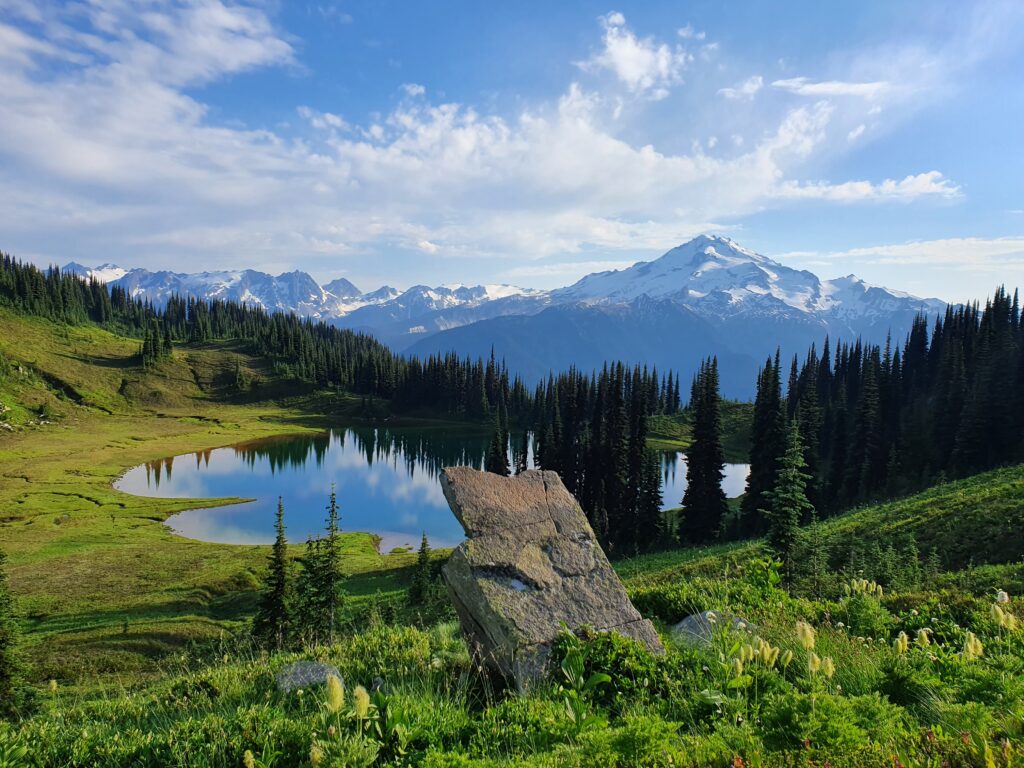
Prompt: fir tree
<box><xmin>408</xmin><ymin>533</ymin><xmax>433</xmax><ymax>606</ymax></box>
<box><xmin>515</xmin><ymin>430</ymin><xmax>530</xmax><ymax>474</ymax></box>
<box><xmin>485</xmin><ymin>413</ymin><xmax>510</xmax><ymax>476</ymax></box>
<box><xmin>681</xmin><ymin>358</ymin><xmax>728</xmax><ymax>543</ymax></box>
<box><xmin>320</xmin><ymin>485</ymin><xmax>344</xmax><ymax>645</ymax></box>
<box><xmin>763</xmin><ymin>421</ymin><xmax>815</xmax><ymax>581</ymax></box>
<box><xmin>253</xmin><ymin>497</ymin><xmax>291</xmax><ymax>650</ymax></box>
<box><xmin>742</xmin><ymin>353</ymin><xmax>785</xmax><ymax>535</ymax></box>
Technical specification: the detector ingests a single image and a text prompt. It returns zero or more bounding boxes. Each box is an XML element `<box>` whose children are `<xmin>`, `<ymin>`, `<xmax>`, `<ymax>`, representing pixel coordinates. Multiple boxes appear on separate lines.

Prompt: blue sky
<box><xmin>1</xmin><ymin>0</ymin><xmax>1023</xmax><ymax>302</ymax></box>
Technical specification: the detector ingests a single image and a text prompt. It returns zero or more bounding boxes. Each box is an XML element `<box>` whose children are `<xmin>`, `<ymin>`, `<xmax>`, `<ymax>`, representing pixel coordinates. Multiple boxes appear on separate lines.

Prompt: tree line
<box><xmin>682</xmin><ymin>285</ymin><xmax>1024</xmax><ymax>572</ymax></box>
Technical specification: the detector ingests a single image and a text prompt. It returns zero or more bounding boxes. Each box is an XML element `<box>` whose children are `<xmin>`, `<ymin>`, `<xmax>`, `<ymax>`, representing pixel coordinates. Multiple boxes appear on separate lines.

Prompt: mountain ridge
<box><xmin>64</xmin><ymin>235</ymin><xmax>945</xmax><ymax>395</ymax></box>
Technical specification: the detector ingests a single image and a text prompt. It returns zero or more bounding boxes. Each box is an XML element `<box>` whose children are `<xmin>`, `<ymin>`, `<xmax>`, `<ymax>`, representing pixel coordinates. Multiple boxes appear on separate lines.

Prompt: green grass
<box><xmin>0</xmin><ymin>309</ymin><xmax>420</xmax><ymax>686</ymax></box>
<box><xmin>4</xmin><ymin>309</ymin><xmax>1024</xmax><ymax>765</ymax></box>
<box><xmin>647</xmin><ymin>400</ymin><xmax>753</xmax><ymax>461</ymax></box>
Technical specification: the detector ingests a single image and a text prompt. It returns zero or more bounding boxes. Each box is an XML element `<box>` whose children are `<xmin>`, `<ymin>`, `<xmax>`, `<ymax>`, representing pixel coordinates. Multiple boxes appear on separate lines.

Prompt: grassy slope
<box><xmin>0</xmin><ymin>309</ymin><xmax>417</xmax><ymax>685</ymax></box>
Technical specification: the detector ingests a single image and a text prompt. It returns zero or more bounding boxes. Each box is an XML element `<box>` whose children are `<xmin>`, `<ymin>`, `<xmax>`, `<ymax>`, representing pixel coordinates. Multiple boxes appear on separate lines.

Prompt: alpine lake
<box><xmin>115</xmin><ymin>425</ymin><xmax>750</xmax><ymax>552</ymax></box>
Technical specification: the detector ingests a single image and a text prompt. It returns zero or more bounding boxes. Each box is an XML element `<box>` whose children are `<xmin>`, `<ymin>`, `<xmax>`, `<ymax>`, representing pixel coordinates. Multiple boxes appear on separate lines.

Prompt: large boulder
<box><xmin>440</xmin><ymin>467</ymin><xmax>663</xmax><ymax>690</ymax></box>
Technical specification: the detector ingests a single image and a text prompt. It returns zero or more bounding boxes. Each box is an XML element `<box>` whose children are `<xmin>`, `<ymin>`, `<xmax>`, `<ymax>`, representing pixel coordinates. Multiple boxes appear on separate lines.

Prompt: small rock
<box><xmin>275</xmin><ymin>661</ymin><xmax>342</xmax><ymax>694</ymax></box>
<box><xmin>671</xmin><ymin>610</ymin><xmax>754</xmax><ymax>647</ymax></box>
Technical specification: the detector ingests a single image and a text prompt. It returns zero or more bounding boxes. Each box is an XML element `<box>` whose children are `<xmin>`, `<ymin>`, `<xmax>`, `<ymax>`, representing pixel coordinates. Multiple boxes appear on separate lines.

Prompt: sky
<box><xmin>1</xmin><ymin>0</ymin><xmax>1023</xmax><ymax>303</ymax></box>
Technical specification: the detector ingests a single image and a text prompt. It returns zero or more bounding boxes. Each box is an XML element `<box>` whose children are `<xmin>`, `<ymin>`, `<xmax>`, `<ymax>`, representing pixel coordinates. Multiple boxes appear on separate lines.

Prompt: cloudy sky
<box><xmin>2</xmin><ymin>0</ymin><xmax>1023</xmax><ymax>302</ymax></box>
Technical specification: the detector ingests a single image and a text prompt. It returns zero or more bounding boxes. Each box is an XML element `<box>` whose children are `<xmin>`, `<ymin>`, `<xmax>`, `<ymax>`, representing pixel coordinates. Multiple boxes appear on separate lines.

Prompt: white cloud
<box><xmin>786</xmin><ymin>237</ymin><xmax>1024</xmax><ymax>268</ymax></box>
<box><xmin>847</xmin><ymin>124</ymin><xmax>866</xmax><ymax>141</ymax></box>
<box><xmin>677</xmin><ymin>24</ymin><xmax>705</xmax><ymax>41</ymax></box>
<box><xmin>0</xmin><ymin>1</ymin><xmax>968</xmax><ymax>280</ymax></box>
<box><xmin>772</xmin><ymin>77</ymin><xmax>889</xmax><ymax>98</ymax></box>
<box><xmin>579</xmin><ymin>12</ymin><xmax>690</xmax><ymax>98</ymax></box>
<box><xmin>777</xmin><ymin>172</ymin><xmax>960</xmax><ymax>202</ymax></box>
<box><xmin>401</xmin><ymin>82</ymin><xmax>426</xmax><ymax>97</ymax></box>
<box><xmin>718</xmin><ymin>75</ymin><xmax>763</xmax><ymax>100</ymax></box>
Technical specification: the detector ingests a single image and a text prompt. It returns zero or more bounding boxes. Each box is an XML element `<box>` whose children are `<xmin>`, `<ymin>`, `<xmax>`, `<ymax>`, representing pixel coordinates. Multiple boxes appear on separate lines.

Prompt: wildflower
<box><xmin>781</xmin><ymin>650</ymin><xmax>794</xmax><ymax>669</ymax></box>
<box><xmin>740</xmin><ymin>644</ymin><xmax>755</xmax><ymax>664</ymax></box>
<box><xmin>243</xmin><ymin>750</ymin><xmax>256</xmax><ymax>768</ymax></box>
<box><xmin>223</xmin><ymin>654</ymin><xmax>230</xmax><ymax>664</ymax></box>
<box><xmin>996</xmin><ymin>590</ymin><xmax>1010</xmax><ymax>604</ymax></box>
<box><xmin>310</xmin><ymin>744</ymin><xmax>324</xmax><ymax>767</ymax></box>
<box><xmin>915</xmin><ymin>629</ymin><xmax>931</xmax><ymax>648</ymax></box>
<box><xmin>296</xmin><ymin>688</ymin><xmax>305</xmax><ymax>698</ymax></box>
<box><xmin>807</xmin><ymin>652</ymin><xmax>822</xmax><ymax>675</ymax></box>
<box><xmin>325</xmin><ymin>674</ymin><xmax>344</xmax><ymax>713</ymax></box>
<box><xmin>836</xmin><ymin>622</ymin><xmax>845</xmax><ymax>629</ymax></box>
<box><xmin>821</xmin><ymin>656</ymin><xmax>836</xmax><ymax>679</ymax></box>
<box><xmin>963</xmin><ymin>631</ymin><xmax>984</xmax><ymax>661</ymax></box>
<box><xmin>731</xmin><ymin>657</ymin><xmax>744</xmax><ymax>678</ymax></box>
<box><xmin>894</xmin><ymin>631</ymin><xmax>909</xmax><ymax>654</ymax></box>
<box><xmin>48</xmin><ymin>679</ymin><xmax>58</xmax><ymax>694</ymax></box>
<box><xmin>327</xmin><ymin>725</ymin><xmax>336</xmax><ymax>739</ymax></box>
<box><xmin>353</xmin><ymin>685</ymin><xmax>371</xmax><ymax>719</ymax></box>
<box><xmin>991</xmin><ymin>604</ymin><xmax>1006</xmax><ymax>625</ymax></box>
<box><xmin>796</xmin><ymin>621</ymin><xmax>816</xmax><ymax>650</ymax></box>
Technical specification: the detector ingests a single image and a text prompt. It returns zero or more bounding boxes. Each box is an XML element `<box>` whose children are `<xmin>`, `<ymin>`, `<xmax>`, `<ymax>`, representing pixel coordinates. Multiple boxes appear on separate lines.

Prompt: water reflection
<box><xmin>116</xmin><ymin>427</ymin><xmax>748</xmax><ymax>551</ymax></box>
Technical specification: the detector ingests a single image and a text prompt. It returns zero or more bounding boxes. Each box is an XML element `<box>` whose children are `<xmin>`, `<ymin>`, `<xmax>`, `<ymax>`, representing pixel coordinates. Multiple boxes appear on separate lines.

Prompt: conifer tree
<box><xmin>515</xmin><ymin>430</ymin><xmax>530</xmax><ymax>474</ymax></box>
<box><xmin>320</xmin><ymin>485</ymin><xmax>344</xmax><ymax>645</ymax></box>
<box><xmin>764</xmin><ymin>421</ymin><xmax>815</xmax><ymax>581</ymax></box>
<box><xmin>742</xmin><ymin>353</ymin><xmax>785</xmax><ymax>535</ymax></box>
<box><xmin>0</xmin><ymin>547</ymin><xmax>21</xmax><ymax>718</ymax></box>
<box><xmin>408</xmin><ymin>533</ymin><xmax>432</xmax><ymax>606</ymax></box>
<box><xmin>485</xmin><ymin>414</ymin><xmax>510</xmax><ymax>476</ymax></box>
<box><xmin>681</xmin><ymin>358</ymin><xmax>728</xmax><ymax>543</ymax></box>
<box><xmin>253</xmin><ymin>497</ymin><xmax>291</xmax><ymax>650</ymax></box>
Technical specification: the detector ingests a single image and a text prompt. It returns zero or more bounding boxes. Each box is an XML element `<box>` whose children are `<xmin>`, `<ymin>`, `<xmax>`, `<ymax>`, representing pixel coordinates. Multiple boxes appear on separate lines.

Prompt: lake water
<box><xmin>114</xmin><ymin>426</ymin><xmax>749</xmax><ymax>551</ymax></box>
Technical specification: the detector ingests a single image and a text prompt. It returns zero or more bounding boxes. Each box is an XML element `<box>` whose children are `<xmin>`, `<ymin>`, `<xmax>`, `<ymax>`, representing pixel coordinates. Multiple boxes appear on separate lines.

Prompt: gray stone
<box><xmin>671</xmin><ymin>610</ymin><xmax>754</xmax><ymax>647</ymax></box>
<box><xmin>275</xmin><ymin>660</ymin><xmax>342</xmax><ymax>693</ymax></box>
<box><xmin>440</xmin><ymin>467</ymin><xmax>664</xmax><ymax>690</ymax></box>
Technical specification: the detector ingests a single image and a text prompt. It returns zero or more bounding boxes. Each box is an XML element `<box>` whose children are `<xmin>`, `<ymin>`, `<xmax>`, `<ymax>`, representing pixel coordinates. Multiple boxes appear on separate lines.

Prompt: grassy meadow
<box><xmin>3</xmin><ymin>309</ymin><xmax>1024</xmax><ymax>765</ymax></box>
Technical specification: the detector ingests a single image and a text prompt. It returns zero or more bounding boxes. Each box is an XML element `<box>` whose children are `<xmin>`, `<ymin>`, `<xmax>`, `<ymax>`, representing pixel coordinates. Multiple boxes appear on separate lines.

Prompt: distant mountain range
<box><xmin>65</xmin><ymin>235</ymin><xmax>945</xmax><ymax>397</ymax></box>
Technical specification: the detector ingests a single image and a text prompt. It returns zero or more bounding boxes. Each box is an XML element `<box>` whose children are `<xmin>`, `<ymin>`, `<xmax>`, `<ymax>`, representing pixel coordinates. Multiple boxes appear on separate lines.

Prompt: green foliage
<box><xmin>680</xmin><ymin>357</ymin><xmax>728</xmax><ymax>544</ymax></box>
<box><xmin>252</xmin><ymin>497</ymin><xmax>293</xmax><ymax>651</ymax></box>
<box><xmin>0</xmin><ymin>549</ymin><xmax>23</xmax><ymax>719</ymax></box>
<box><xmin>763</xmin><ymin>420</ymin><xmax>815</xmax><ymax>580</ymax></box>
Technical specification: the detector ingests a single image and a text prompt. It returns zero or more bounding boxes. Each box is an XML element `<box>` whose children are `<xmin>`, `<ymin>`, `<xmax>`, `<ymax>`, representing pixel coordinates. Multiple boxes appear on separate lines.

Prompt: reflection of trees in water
<box><xmin>220</xmin><ymin>427</ymin><xmax>495</xmax><ymax>479</ymax></box>
<box><xmin>144</xmin><ymin>456</ymin><xmax>176</xmax><ymax>486</ymax></box>
<box><xmin>660</xmin><ymin>451</ymin><xmax>682</xmax><ymax>485</ymax></box>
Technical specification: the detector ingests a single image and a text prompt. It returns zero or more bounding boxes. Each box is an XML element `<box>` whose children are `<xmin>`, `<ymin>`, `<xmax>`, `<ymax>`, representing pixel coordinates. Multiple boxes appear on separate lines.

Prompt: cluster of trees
<box><xmin>527</xmin><ymin>364</ymin><xmax>667</xmax><ymax>554</ymax></box>
<box><xmin>252</xmin><ymin>492</ymin><xmax>347</xmax><ymax>650</ymax></box>
<box><xmin>138</xmin><ymin>318</ymin><xmax>173</xmax><ymax>367</ymax></box>
<box><xmin>740</xmin><ymin>286</ymin><xmax>1024</xmax><ymax>538</ymax></box>
<box><xmin>681</xmin><ymin>285</ymin><xmax>1024</xmax><ymax>572</ymax></box>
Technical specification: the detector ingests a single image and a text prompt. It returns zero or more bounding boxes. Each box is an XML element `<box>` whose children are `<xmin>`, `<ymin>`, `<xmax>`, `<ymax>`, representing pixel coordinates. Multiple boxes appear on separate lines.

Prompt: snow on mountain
<box><xmin>554</xmin><ymin>235</ymin><xmax>943</xmax><ymax>323</ymax></box>
<box><xmin>63</xmin><ymin>236</ymin><xmax>945</xmax><ymax>391</ymax></box>
<box><xmin>63</xmin><ymin>262</ymin><xmax>129</xmax><ymax>283</ymax></box>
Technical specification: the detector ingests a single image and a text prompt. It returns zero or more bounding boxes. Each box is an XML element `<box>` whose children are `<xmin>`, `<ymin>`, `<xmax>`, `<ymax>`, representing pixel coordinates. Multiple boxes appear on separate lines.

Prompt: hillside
<box><xmin>0</xmin><ymin>309</ymin><xmax>420</xmax><ymax>685</ymax></box>
<box><xmin>2</xmin><ymin>460</ymin><xmax>1023</xmax><ymax>764</ymax></box>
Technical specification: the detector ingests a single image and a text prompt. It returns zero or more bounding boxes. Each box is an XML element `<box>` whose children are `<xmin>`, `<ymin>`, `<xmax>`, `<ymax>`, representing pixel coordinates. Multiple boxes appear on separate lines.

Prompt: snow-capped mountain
<box><xmin>556</xmin><ymin>235</ymin><xmax>943</xmax><ymax>323</ymax></box>
<box><xmin>63</xmin><ymin>236</ymin><xmax>945</xmax><ymax>396</ymax></box>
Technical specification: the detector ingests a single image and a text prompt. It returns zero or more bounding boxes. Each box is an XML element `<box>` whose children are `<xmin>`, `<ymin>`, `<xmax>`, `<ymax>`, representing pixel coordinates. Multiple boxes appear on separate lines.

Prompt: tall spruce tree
<box><xmin>321</xmin><ymin>485</ymin><xmax>344</xmax><ymax>645</ymax></box>
<box><xmin>253</xmin><ymin>497</ymin><xmax>292</xmax><ymax>650</ymax></box>
<box><xmin>409</xmin><ymin>533</ymin><xmax>432</xmax><ymax>606</ymax></box>
<box><xmin>485</xmin><ymin>413</ymin><xmax>510</xmax><ymax>475</ymax></box>
<box><xmin>741</xmin><ymin>353</ymin><xmax>785</xmax><ymax>536</ymax></box>
<box><xmin>681</xmin><ymin>358</ymin><xmax>728</xmax><ymax>543</ymax></box>
<box><xmin>764</xmin><ymin>421</ymin><xmax>815</xmax><ymax>581</ymax></box>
